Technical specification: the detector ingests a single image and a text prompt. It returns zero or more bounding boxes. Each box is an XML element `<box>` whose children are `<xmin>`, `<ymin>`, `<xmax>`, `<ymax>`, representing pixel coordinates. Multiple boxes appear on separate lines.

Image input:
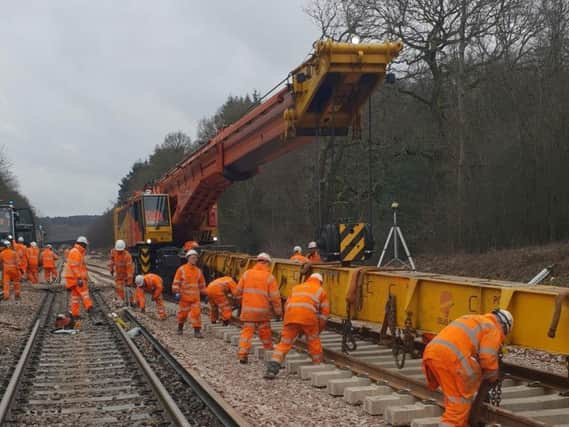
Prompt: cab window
<box><xmin>143</xmin><ymin>195</ymin><xmax>169</xmax><ymax>227</ymax></box>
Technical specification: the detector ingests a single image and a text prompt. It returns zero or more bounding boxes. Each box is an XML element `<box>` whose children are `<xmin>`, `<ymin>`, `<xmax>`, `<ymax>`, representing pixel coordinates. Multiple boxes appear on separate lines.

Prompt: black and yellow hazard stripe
<box><xmin>139</xmin><ymin>246</ymin><xmax>151</xmax><ymax>273</ymax></box>
<box><xmin>339</xmin><ymin>223</ymin><xmax>366</xmax><ymax>262</ymax></box>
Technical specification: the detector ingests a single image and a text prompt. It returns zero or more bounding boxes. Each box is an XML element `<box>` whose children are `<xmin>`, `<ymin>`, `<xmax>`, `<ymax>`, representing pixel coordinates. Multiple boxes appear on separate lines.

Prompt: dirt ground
<box><xmin>414</xmin><ymin>240</ymin><xmax>569</xmax><ymax>286</ymax></box>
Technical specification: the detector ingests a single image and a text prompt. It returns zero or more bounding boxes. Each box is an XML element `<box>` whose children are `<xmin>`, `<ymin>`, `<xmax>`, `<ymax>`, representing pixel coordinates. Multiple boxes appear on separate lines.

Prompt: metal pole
<box><xmin>393</xmin><ymin>209</ymin><xmax>398</xmax><ymax>260</ymax></box>
<box><xmin>368</xmin><ymin>96</ymin><xmax>373</xmax><ymax>227</ymax></box>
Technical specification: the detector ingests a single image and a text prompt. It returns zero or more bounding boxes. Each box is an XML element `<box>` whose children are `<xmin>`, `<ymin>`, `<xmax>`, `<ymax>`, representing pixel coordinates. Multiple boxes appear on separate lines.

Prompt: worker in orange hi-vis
<box><xmin>306</xmin><ymin>241</ymin><xmax>322</xmax><ymax>263</ymax></box>
<box><xmin>172</xmin><ymin>249</ymin><xmax>206</xmax><ymax>337</ymax></box>
<box><xmin>64</xmin><ymin>247</ymin><xmax>70</xmax><ymax>260</ymax></box>
<box><xmin>205</xmin><ymin>276</ymin><xmax>238</xmax><ymax>326</ymax></box>
<box><xmin>133</xmin><ymin>276</ymin><xmax>146</xmax><ymax>313</ymax></box>
<box><xmin>26</xmin><ymin>242</ymin><xmax>40</xmax><ymax>284</ymax></box>
<box><xmin>1</xmin><ymin>240</ymin><xmax>21</xmax><ymax>300</ymax></box>
<box><xmin>40</xmin><ymin>244</ymin><xmax>59</xmax><ymax>284</ymax></box>
<box><xmin>14</xmin><ymin>236</ymin><xmax>28</xmax><ymax>280</ymax></box>
<box><xmin>109</xmin><ymin>239</ymin><xmax>134</xmax><ymax>303</ymax></box>
<box><xmin>135</xmin><ymin>273</ymin><xmax>167</xmax><ymax>320</ymax></box>
<box><xmin>183</xmin><ymin>240</ymin><xmax>199</xmax><ymax>252</ymax></box>
<box><xmin>234</xmin><ymin>252</ymin><xmax>282</xmax><ymax>364</ymax></box>
<box><xmin>264</xmin><ymin>273</ymin><xmax>329</xmax><ymax>379</ymax></box>
<box><xmin>290</xmin><ymin>246</ymin><xmax>309</xmax><ymax>263</ymax></box>
<box><xmin>63</xmin><ymin>236</ymin><xmax>93</xmax><ymax>319</ymax></box>
<box><xmin>422</xmin><ymin>309</ymin><xmax>514</xmax><ymax>427</ymax></box>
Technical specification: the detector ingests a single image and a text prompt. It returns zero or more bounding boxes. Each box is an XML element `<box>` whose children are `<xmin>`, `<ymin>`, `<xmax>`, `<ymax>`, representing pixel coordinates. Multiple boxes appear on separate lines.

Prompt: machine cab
<box><xmin>0</xmin><ymin>203</ymin><xmax>15</xmax><ymax>242</ymax></box>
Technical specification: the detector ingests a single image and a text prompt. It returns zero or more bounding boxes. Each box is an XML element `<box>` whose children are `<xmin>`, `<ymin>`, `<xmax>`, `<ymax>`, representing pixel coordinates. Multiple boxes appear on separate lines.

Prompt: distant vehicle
<box><xmin>0</xmin><ymin>201</ymin><xmax>43</xmax><ymax>245</ymax></box>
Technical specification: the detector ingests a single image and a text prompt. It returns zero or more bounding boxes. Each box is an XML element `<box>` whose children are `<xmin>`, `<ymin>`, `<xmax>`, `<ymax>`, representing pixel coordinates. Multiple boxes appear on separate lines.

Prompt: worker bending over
<box><xmin>14</xmin><ymin>236</ymin><xmax>28</xmax><ymax>280</ymax></box>
<box><xmin>422</xmin><ymin>309</ymin><xmax>513</xmax><ymax>427</ymax></box>
<box><xmin>206</xmin><ymin>275</ymin><xmax>238</xmax><ymax>326</ymax></box>
<box><xmin>64</xmin><ymin>236</ymin><xmax>93</xmax><ymax>318</ymax></box>
<box><xmin>235</xmin><ymin>252</ymin><xmax>282</xmax><ymax>364</ymax></box>
<box><xmin>40</xmin><ymin>244</ymin><xmax>58</xmax><ymax>284</ymax></box>
<box><xmin>109</xmin><ymin>240</ymin><xmax>134</xmax><ymax>303</ymax></box>
<box><xmin>290</xmin><ymin>246</ymin><xmax>309</xmax><ymax>263</ymax></box>
<box><xmin>134</xmin><ymin>273</ymin><xmax>167</xmax><ymax>320</ymax></box>
<box><xmin>306</xmin><ymin>241</ymin><xmax>322</xmax><ymax>262</ymax></box>
<box><xmin>264</xmin><ymin>273</ymin><xmax>329</xmax><ymax>379</ymax></box>
<box><xmin>172</xmin><ymin>249</ymin><xmax>206</xmax><ymax>337</ymax></box>
<box><xmin>26</xmin><ymin>242</ymin><xmax>40</xmax><ymax>284</ymax></box>
<box><xmin>1</xmin><ymin>240</ymin><xmax>21</xmax><ymax>300</ymax></box>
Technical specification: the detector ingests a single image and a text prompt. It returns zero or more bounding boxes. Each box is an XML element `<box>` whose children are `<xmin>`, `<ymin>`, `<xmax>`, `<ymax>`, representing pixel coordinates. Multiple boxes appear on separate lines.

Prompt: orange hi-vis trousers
<box><xmin>177</xmin><ymin>300</ymin><xmax>201</xmax><ymax>328</ymax></box>
<box><xmin>134</xmin><ymin>287</ymin><xmax>145</xmax><ymax>309</ymax></box>
<box><xmin>153</xmin><ymin>295</ymin><xmax>167</xmax><ymax>319</ymax></box>
<box><xmin>69</xmin><ymin>286</ymin><xmax>93</xmax><ymax>318</ymax></box>
<box><xmin>209</xmin><ymin>293</ymin><xmax>232</xmax><ymax>322</ymax></box>
<box><xmin>115</xmin><ymin>278</ymin><xmax>128</xmax><ymax>301</ymax></box>
<box><xmin>423</xmin><ymin>358</ymin><xmax>478</xmax><ymax>427</ymax></box>
<box><xmin>238</xmin><ymin>321</ymin><xmax>273</xmax><ymax>360</ymax></box>
<box><xmin>44</xmin><ymin>267</ymin><xmax>57</xmax><ymax>283</ymax></box>
<box><xmin>272</xmin><ymin>323</ymin><xmax>323</xmax><ymax>364</ymax></box>
<box><xmin>3</xmin><ymin>270</ymin><xmax>21</xmax><ymax>300</ymax></box>
<box><xmin>27</xmin><ymin>267</ymin><xmax>39</xmax><ymax>284</ymax></box>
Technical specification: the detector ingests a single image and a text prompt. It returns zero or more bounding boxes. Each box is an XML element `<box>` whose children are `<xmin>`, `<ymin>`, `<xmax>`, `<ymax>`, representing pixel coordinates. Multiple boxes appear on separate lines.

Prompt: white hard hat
<box><xmin>308</xmin><ymin>241</ymin><xmax>318</xmax><ymax>249</ymax></box>
<box><xmin>256</xmin><ymin>252</ymin><xmax>272</xmax><ymax>263</ymax></box>
<box><xmin>493</xmin><ymin>309</ymin><xmax>514</xmax><ymax>335</ymax></box>
<box><xmin>30</xmin><ymin>242</ymin><xmax>37</xmax><ymax>247</ymax></box>
<box><xmin>185</xmin><ymin>249</ymin><xmax>199</xmax><ymax>258</ymax></box>
<box><xmin>309</xmin><ymin>273</ymin><xmax>323</xmax><ymax>282</ymax></box>
<box><xmin>115</xmin><ymin>240</ymin><xmax>126</xmax><ymax>251</ymax></box>
<box><xmin>17</xmin><ymin>236</ymin><xmax>24</xmax><ymax>242</ymax></box>
<box><xmin>47</xmin><ymin>244</ymin><xmax>52</xmax><ymax>249</ymax></box>
<box><xmin>293</xmin><ymin>245</ymin><xmax>302</xmax><ymax>253</ymax></box>
<box><xmin>135</xmin><ymin>275</ymin><xmax>144</xmax><ymax>286</ymax></box>
<box><xmin>2</xmin><ymin>240</ymin><xmax>10</xmax><ymax>247</ymax></box>
<box><xmin>76</xmin><ymin>236</ymin><xmax>88</xmax><ymax>245</ymax></box>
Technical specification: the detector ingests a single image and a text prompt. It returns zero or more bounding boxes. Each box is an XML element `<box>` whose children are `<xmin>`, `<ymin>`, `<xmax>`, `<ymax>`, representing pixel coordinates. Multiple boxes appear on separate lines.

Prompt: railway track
<box><xmin>0</xmin><ymin>281</ymin><xmax>245</xmax><ymax>426</ymax></box>
<box><xmin>205</xmin><ymin>318</ymin><xmax>569</xmax><ymax>426</ymax></box>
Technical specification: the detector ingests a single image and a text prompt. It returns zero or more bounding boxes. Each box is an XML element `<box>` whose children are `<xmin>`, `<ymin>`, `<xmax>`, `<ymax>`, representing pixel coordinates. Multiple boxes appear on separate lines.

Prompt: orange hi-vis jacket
<box><xmin>143</xmin><ymin>273</ymin><xmax>164</xmax><ymax>299</ymax></box>
<box><xmin>26</xmin><ymin>247</ymin><xmax>40</xmax><ymax>268</ymax></box>
<box><xmin>1</xmin><ymin>248</ymin><xmax>19</xmax><ymax>273</ymax></box>
<box><xmin>206</xmin><ymin>276</ymin><xmax>238</xmax><ymax>299</ymax></box>
<box><xmin>40</xmin><ymin>248</ymin><xmax>58</xmax><ymax>268</ymax></box>
<box><xmin>423</xmin><ymin>314</ymin><xmax>505</xmax><ymax>390</ymax></box>
<box><xmin>290</xmin><ymin>253</ymin><xmax>309</xmax><ymax>263</ymax></box>
<box><xmin>172</xmin><ymin>263</ymin><xmax>205</xmax><ymax>303</ymax></box>
<box><xmin>109</xmin><ymin>249</ymin><xmax>134</xmax><ymax>282</ymax></box>
<box><xmin>284</xmin><ymin>277</ymin><xmax>330</xmax><ymax>329</ymax></box>
<box><xmin>307</xmin><ymin>252</ymin><xmax>322</xmax><ymax>262</ymax></box>
<box><xmin>64</xmin><ymin>244</ymin><xmax>88</xmax><ymax>288</ymax></box>
<box><xmin>235</xmin><ymin>263</ymin><xmax>282</xmax><ymax>322</ymax></box>
<box><xmin>14</xmin><ymin>242</ymin><xmax>27</xmax><ymax>271</ymax></box>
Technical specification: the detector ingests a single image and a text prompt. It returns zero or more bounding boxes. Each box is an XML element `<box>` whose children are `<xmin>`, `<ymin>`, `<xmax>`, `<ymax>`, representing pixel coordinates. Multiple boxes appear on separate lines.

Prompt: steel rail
<box><xmin>123</xmin><ymin>310</ymin><xmax>250</xmax><ymax>427</ymax></box>
<box><xmin>91</xmin><ymin>292</ymin><xmax>190</xmax><ymax>427</ymax></box>
<box><xmin>0</xmin><ymin>292</ymin><xmax>54</xmax><ymax>424</ymax></box>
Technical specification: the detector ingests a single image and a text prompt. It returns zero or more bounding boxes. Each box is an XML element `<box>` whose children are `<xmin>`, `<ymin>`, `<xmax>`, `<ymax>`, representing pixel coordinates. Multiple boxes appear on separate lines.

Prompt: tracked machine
<box><xmin>114</xmin><ymin>39</ymin><xmax>403</xmax><ymax>290</ymax></box>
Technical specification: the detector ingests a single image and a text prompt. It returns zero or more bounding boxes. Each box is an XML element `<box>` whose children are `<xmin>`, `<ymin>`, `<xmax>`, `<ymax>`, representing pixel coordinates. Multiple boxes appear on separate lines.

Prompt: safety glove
<box><xmin>77</xmin><ymin>279</ymin><xmax>83</xmax><ymax>288</ymax></box>
<box><xmin>175</xmin><ymin>292</ymin><xmax>180</xmax><ymax>302</ymax></box>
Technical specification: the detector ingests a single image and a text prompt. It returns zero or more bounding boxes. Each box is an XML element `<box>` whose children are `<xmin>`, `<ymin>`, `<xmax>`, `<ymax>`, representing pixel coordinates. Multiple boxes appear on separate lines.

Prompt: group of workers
<box><xmin>1</xmin><ymin>233</ymin><xmax>513</xmax><ymax>425</ymax></box>
<box><xmin>0</xmin><ymin>236</ymin><xmax>60</xmax><ymax>300</ymax></box>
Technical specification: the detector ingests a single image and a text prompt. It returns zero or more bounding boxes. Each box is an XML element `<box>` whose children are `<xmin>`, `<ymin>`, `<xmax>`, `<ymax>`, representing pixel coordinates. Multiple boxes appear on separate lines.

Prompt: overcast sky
<box><xmin>0</xmin><ymin>1</ymin><xmax>319</xmax><ymax>217</ymax></box>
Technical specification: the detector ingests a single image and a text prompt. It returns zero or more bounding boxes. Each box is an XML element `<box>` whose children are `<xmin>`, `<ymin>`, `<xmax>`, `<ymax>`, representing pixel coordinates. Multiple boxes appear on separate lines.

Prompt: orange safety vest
<box><xmin>109</xmin><ymin>249</ymin><xmax>134</xmax><ymax>281</ymax></box>
<box><xmin>172</xmin><ymin>263</ymin><xmax>205</xmax><ymax>302</ymax></box>
<box><xmin>290</xmin><ymin>253</ymin><xmax>309</xmax><ymax>263</ymax></box>
<box><xmin>143</xmin><ymin>273</ymin><xmax>164</xmax><ymax>299</ymax></box>
<box><xmin>307</xmin><ymin>252</ymin><xmax>322</xmax><ymax>262</ymax></box>
<box><xmin>206</xmin><ymin>276</ymin><xmax>237</xmax><ymax>299</ymax></box>
<box><xmin>26</xmin><ymin>247</ymin><xmax>40</xmax><ymax>267</ymax></box>
<box><xmin>284</xmin><ymin>277</ymin><xmax>330</xmax><ymax>327</ymax></box>
<box><xmin>14</xmin><ymin>243</ymin><xmax>27</xmax><ymax>269</ymax></box>
<box><xmin>64</xmin><ymin>244</ymin><xmax>88</xmax><ymax>288</ymax></box>
<box><xmin>235</xmin><ymin>263</ymin><xmax>282</xmax><ymax>322</ymax></box>
<box><xmin>0</xmin><ymin>248</ymin><xmax>19</xmax><ymax>272</ymax></box>
<box><xmin>40</xmin><ymin>248</ymin><xmax>58</xmax><ymax>268</ymax></box>
<box><xmin>423</xmin><ymin>314</ymin><xmax>505</xmax><ymax>392</ymax></box>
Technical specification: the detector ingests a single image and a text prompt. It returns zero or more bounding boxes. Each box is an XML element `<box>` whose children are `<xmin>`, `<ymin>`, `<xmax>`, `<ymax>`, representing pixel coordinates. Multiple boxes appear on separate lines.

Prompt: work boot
<box><xmin>177</xmin><ymin>323</ymin><xmax>184</xmax><ymax>335</ymax></box>
<box><xmin>222</xmin><ymin>320</ymin><xmax>229</xmax><ymax>326</ymax></box>
<box><xmin>194</xmin><ymin>328</ymin><xmax>203</xmax><ymax>338</ymax></box>
<box><xmin>239</xmin><ymin>357</ymin><xmax>248</xmax><ymax>365</ymax></box>
<box><xmin>263</xmin><ymin>361</ymin><xmax>280</xmax><ymax>379</ymax></box>
<box><xmin>211</xmin><ymin>320</ymin><xmax>217</xmax><ymax>324</ymax></box>
<box><xmin>141</xmin><ymin>307</ymin><xmax>145</xmax><ymax>314</ymax></box>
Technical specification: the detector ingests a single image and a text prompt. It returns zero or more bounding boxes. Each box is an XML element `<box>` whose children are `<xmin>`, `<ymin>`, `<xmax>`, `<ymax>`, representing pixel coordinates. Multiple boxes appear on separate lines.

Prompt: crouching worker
<box><xmin>264</xmin><ymin>273</ymin><xmax>329</xmax><ymax>379</ymax></box>
<box><xmin>206</xmin><ymin>276</ymin><xmax>238</xmax><ymax>326</ymax></box>
<box><xmin>134</xmin><ymin>273</ymin><xmax>167</xmax><ymax>319</ymax></box>
<box><xmin>422</xmin><ymin>309</ymin><xmax>513</xmax><ymax>427</ymax></box>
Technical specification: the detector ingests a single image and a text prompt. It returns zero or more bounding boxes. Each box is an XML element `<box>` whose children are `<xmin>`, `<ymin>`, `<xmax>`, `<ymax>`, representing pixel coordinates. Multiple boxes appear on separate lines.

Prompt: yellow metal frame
<box><xmin>201</xmin><ymin>250</ymin><xmax>569</xmax><ymax>355</ymax></box>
